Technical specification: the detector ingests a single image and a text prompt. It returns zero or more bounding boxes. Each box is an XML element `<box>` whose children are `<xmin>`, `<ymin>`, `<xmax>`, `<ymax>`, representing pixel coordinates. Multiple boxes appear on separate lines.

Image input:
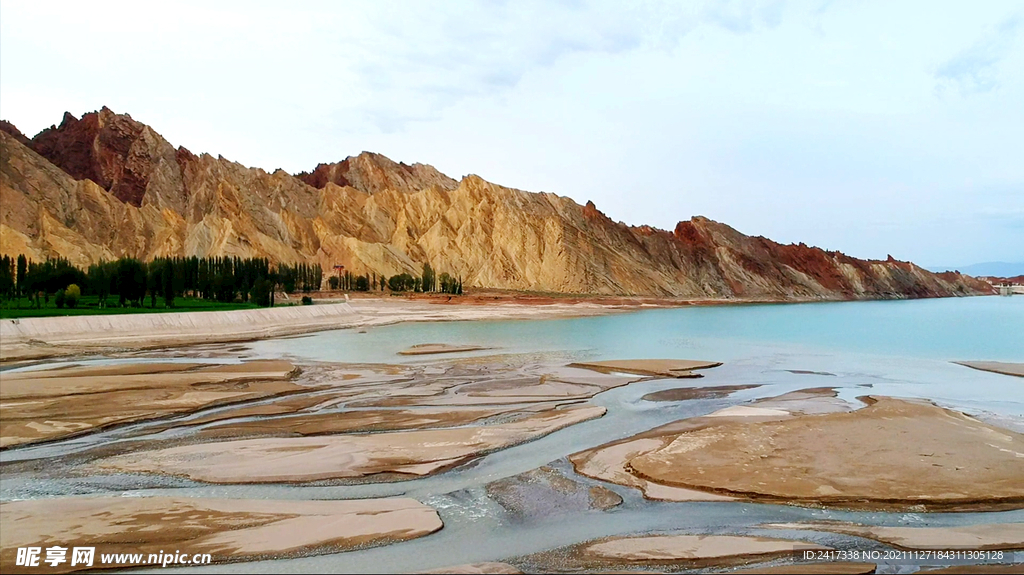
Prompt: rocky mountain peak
<box><xmin>298</xmin><ymin>151</ymin><xmax>457</xmax><ymax>195</ymax></box>
<box><xmin>0</xmin><ymin>107</ymin><xmax>994</xmax><ymax>299</ymax></box>
<box><xmin>0</xmin><ymin>120</ymin><xmax>30</xmax><ymax>147</ymax></box>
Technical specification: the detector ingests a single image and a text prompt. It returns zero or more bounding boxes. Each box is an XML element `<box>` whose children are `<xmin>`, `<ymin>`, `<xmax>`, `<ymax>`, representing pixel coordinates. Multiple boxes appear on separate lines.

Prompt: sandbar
<box><xmin>767</xmin><ymin>522</ymin><xmax>1024</xmax><ymax>550</ymax></box>
<box><xmin>955</xmin><ymin>361</ymin><xmax>1024</xmax><ymax>378</ymax></box>
<box><xmin>567</xmin><ymin>389</ymin><xmax>848</xmax><ymax>502</ymax></box>
<box><xmin>0</xmin><ymin>360</ymin><xmax>302</xmax><ymax>447</ymax></box>
<box><xmin>93</xmin><ymin>405</ymin><xmax>605</xmax><ymax>483</ymax></box>
<box><xmin>0</xmin><ymin>496</ymin><xmax>442</xmax><ymax>573</ymax></box>
<box><xmin>198</xmin><ymin>406</ymin><xmax>514</xmax><ymax>439</ymax></box>
<box><xmin>568</xmin><ymin>359</ymin><xmax>722</xmax><ymax>378</ymax></box>
<box><xmin>629</xmin><ymin>396</ymin><xmax>1024</xmax><ymax>510</ymax></box>
<box><xmin>642</xmin><ymin>384</ymin><xmax>760</xmax><ymax>402</ymax></box>
<box><xmin>533</xmin><ymin>534</ymin><xmax>828</xmax><ymax>570</ymax></box>
<box><xmin>399</xmin><ymin>343</ymin><xmax>489</xmax><ymax>355</ymax></box>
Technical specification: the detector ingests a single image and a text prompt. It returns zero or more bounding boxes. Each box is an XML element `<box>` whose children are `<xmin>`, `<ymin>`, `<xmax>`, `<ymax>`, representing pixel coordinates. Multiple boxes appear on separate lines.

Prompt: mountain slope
<box><xmin>0</xmin><ymin>108</ymin><xmax>992</xmax><ymax>298</ymax></box>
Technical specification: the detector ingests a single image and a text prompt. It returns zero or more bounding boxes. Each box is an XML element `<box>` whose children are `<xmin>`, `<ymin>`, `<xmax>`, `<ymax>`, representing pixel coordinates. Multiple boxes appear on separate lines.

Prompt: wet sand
<box><xmin>0</xmin><ymin>496</ymin><xmax>441</xmax><ymax>573</ymax></box>
<box><xmin>568</xmin><ymin>389</ymin><xmax>851</xmax><ymax>503</ymax></box>
<box><xmin>628</xmin><ymin>396</ymin><xmax>1024</xmax><ymax>511</ymax></box>
<box><xmin>955</xmin><ymin>361</ymin><xmax>1024</xmax><ymax>378</ymax></box>
<box><xmin>93</xmin><ymin>405</ymin><xmax>606</xmax><ymax>483</ymax></box>
<box><xmin>568</xmin><ymin>359</ymin><xmax>722</xmax><ymax>378</ymax></box>
<box><xmin>642</xmin><ymin>384</ymin><xmax>760</xmax><ymax>402</ymax></box>
<box><xmin>768</xmin><ymin>522</ymin><xmax>1024</xmax><ymax>550</ymax></box>
<box><xmin>525</xmin><ymin>534</ymin><xmax>828</xmax><ymax>571</ymax></box>
<box><xmin>196</xmin><ymin>406</ymin><xmax>515</xmax><ymax>439</ymax></box>
<box><xmin>399</xmin><ymin>343</ymin><xmax>490</xmax><ymax>355</ymax></box>
<box><xmin>572</xmin><ymin>390</ymin><xmax>1024</xmax><ymax>511</ymax></box>
<box><xmin>0</xmin><ymin>360</ymin><xmax>302</xmax><ymax>447</ymax></box>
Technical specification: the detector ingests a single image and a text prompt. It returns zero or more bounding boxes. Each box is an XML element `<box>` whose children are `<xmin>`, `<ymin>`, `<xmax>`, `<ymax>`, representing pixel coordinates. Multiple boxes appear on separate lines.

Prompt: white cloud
<box><xmin>1</xmin><ymin>0</ymin><xmax>1022</xmax><ymax>265</ymax></box>
<box><xmin>935</xmin><ymin>14</ymin><xmax>1021</xmax><ymax>95</ymax></box>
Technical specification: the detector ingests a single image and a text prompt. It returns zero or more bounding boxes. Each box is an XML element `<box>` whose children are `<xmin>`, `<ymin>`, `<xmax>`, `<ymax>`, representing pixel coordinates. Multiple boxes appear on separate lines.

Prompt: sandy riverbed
<box><xmin>523</xmin><ymin>533</ymin><xmax>829</xmax><ymax>571</ymax></box>
<box><xmin>0</xmin><ymin>496</ymin><xmax>441</xmax><ymax>573</ymax></box>
<box><xmin>572</xmin><ymin>390</ymin><xmax>1024</xmax><ymax>511</ymax></box>
<box><xmin>0</xmin><ymin>360</ymin><xmax>301</xmax><ymax>448</ymax></box>
<box><xmin>3</xmin><ymin>302</ymin><xmax>1022</xmax><ymax>573</ymax></box>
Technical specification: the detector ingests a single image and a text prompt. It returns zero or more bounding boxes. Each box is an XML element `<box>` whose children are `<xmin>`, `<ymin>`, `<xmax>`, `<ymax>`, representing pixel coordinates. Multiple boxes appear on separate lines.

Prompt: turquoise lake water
<box><xmin>255</xmin><ymin>295</ymin><xmax>1022</xmax><ymax>364</ymax></box>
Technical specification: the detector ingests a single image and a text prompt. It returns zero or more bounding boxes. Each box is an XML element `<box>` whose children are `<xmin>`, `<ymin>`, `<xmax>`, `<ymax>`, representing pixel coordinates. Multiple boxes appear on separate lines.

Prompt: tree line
<box><xmin>1</xmin><ymin>253</ymin><xmax>464</xmax><ymax>310</ymax></box>
<box><xmin>0</xmin><ymin>254</ymin><xmax>323</xmax><ymax>309</ymax></box>
<box><xmin>326</xmin><ymin>262</ymin><xmax>462</xmax><ymax>295</ymax></box>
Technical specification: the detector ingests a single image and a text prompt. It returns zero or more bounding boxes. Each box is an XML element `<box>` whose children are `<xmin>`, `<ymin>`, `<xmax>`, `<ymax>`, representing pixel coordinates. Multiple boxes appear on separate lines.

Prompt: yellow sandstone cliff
<box><xmin>0</xmin><ymin>108</ymin><xmax>992</xmax><ymax>298</ymax></box>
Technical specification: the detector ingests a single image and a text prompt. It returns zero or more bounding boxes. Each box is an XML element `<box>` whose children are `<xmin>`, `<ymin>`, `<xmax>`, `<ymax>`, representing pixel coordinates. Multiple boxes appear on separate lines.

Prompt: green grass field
<box><xmin>0</xmin><ymin>295</ymin><xmax>262</xmax><ymax>319</ymax></box>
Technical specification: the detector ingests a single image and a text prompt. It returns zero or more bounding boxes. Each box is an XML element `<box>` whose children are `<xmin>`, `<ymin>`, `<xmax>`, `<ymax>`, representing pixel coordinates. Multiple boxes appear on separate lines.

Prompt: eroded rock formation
<box><xmin>0</xmin><ymin>108</ymin><xmax>994</xmax><ymax>298</ymax></box>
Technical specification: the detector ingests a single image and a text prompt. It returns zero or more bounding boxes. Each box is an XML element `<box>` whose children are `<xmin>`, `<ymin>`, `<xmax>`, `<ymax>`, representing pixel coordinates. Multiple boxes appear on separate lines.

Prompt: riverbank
<box><xmin>0</xmin><ymin>298</ymin><xmax>626</xmax><ymax>363</ymax></box>
<box><xmin>2</xmin><ymin>291</ymin><xmax>989</xmax><ymax>364</ymax></box>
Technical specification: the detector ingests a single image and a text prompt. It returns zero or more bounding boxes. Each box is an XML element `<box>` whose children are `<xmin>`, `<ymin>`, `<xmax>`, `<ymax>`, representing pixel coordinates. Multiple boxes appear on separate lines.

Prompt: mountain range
<box><xmin>0</xmin><ymin>107</ymin><xmax>992</xmax><ymax>299</ymax></box>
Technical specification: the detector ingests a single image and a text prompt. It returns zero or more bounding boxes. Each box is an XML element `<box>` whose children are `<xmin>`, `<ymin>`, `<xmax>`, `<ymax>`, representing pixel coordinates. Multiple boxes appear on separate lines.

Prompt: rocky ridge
<box><xmin>0</xmin><ymin>108</ymin><xmax>993</xmax><ymax>298</ymax></box>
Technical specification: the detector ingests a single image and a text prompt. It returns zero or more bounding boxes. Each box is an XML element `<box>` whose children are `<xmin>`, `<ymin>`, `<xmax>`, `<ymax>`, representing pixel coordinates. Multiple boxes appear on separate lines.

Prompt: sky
<box><xmin>1</xmin><ymin>0</ymin><xmax>1022</xmax><ymax>269</ymax></box>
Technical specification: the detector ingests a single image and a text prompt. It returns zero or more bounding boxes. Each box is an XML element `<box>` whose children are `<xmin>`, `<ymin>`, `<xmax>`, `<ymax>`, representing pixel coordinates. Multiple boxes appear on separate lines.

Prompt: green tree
<box><xmin>252</xmin><ymin>278</ymin><xmax>272</xmax><ymax>307</ymax></box>
<box><xmin>438</xmin><ymin>272</ymin><xmax>453</xmax><ymax>294</ymax></box>
<box><xmin>65</xmin><ymin>284</ymin><xmax>81</xmax><ymax>308</ymax></box>
<box><xmin>87</xmin><ymin>261</ymin><xmax>112</xmax><ymax>308</ymax></box>
<box><xmin>163</xmin><ymin>259</ymin><xmax>175</xmax><ymax>308</ymax></box>
<box><xmin>55</xmin><ymin>288</ymin><xmax>66</xmax><ymax>309</ymax></box>
<box><xmin>147</xmin><ymin>264</ymin><xmax>161</xmax><ymax>308</ymax></box>
<box><xmin>16</xmin><ymin>254</ymin><xmax>27</xmax><ymax>299</ymax></box>
<box><xmin>0</xmin><ymin>255</ymin><xmax>13</xmax><ymax>305</ymax></box>
<box><xmin>114</xmin><ymin>258</ymin><xmax>146</xmax><ymax>307</ymax></box>
<box><xmin>422</xmin><ymin>262</ymin><xmax>435</xmax><ymax>293</ymax></box>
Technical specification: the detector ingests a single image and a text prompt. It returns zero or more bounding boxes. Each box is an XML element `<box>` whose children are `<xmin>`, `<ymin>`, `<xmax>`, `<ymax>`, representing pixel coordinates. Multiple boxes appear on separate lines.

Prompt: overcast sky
<box><xmin>2</xmin><ymin>0</ymin><xmax>1021</xmax><ymax>268</ymax></box>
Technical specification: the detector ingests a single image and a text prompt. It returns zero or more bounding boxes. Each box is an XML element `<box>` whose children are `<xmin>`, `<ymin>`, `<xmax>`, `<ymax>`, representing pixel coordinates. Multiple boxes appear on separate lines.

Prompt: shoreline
<box><xmin>0</xmin><ymin>298</ymin><xmax>625</xmax><ymax>364</ymax></box>
<box><xmin>0</xmin><ymin>291</ymin><xmax>991</xmax><ymax>364</ymax></box>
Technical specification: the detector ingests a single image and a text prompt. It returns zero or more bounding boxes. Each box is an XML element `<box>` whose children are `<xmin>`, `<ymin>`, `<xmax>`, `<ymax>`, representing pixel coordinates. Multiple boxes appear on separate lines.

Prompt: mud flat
<box><xmin>573</xmin><ymin>390</ymin><xmax>1024</xmax><ymax>511</ymax></box>
<box><xmin>642</xmin><ymin>384</ymin><xmax>760</xmax><ymax>402</ymax></box>
<box><xmin>524</xmin><ymin>534</ymin><xmax>828</xmax><ymax>571</ymax></box>
<box><xmin>767</xmin><ymin>522</ymin><xmax>1024</xmax><ymax>550</ymax></box>
<box><xmin>0</xmin><ymin>360</ymin><xmax>301</xmax><ymax>447</ymax></box>
<box><xmin>399</xmin><ymin>343</ymin><xmax>489</xmax><ymax>355</ymax></box>
<box><xmin>955</xmin><ymin>361</ymin><xmax>1024</xmax><ymax>378</ymax></box>
<box><xmin>92</xmin><ymin>405</ymin><xmax>605</xmax><ymax>483</ymax></box>
<box><xmin>0</xmin><ymin>496</ymin><xmax>442</xmax><ymax>573</ymax></box>
<box><xmin>568</xmin><ymin>359</ymin><xmax>722</xmax><ymax>378</ymax></box>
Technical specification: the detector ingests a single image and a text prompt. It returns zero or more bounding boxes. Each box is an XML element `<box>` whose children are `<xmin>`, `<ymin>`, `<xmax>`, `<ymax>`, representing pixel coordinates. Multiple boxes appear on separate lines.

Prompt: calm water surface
<box><xmin>253</xmin><ymin>295</ymin><xmax>1022</xmax><ymax>363</ymax></box>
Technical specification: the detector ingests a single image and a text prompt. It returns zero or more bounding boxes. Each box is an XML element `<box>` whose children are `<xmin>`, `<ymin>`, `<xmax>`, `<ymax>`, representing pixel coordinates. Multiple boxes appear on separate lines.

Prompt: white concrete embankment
<box><xmin>0</xmin><ymin>303</ymin><xmax>362</xmax><ymax>359</ymax></box>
